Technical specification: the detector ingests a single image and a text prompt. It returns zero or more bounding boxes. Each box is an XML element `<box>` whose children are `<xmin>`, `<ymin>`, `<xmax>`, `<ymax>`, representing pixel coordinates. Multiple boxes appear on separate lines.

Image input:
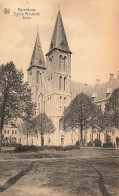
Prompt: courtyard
<box><xmin>0</xmin><ymin>148</ymin><xmax>118</xmax><ymax>196</ymax></box>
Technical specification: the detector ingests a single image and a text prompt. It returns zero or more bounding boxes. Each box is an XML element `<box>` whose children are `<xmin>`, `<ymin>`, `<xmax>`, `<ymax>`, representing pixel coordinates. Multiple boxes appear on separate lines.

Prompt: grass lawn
<box><xmin>0</xmin><ymin>148</ymin><xmax>118</xmax><ymax>196</ymax></box>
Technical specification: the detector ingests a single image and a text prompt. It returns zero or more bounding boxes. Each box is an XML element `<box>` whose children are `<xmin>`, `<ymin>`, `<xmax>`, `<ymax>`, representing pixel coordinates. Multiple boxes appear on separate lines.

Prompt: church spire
<box><xmin>46</xmin><ymin>10</ymin><xmax>71</xmax><ymax>55</ymax></box>
<box><xmin>28</xmin><ymin>32</ymin><xmax>45</xmax><ymax>70</ymax></box>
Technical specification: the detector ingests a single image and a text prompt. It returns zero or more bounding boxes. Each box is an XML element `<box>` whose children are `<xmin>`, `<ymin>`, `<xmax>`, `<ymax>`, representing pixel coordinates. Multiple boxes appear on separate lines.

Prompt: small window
<box><xmin>64</xmin><ymin>97</ymin><xmax>67</xmax><ymax>103</ymax></box>
<box><xmin>36</xmin><ymin>71</ymin><xmax>39</xmax><ymax>83</ymax></box>
<box><xmin>4</xmin><ymin>130</ymin><xmax>6</xmax><ymax>134</ymax></box>
<box><xmin>59</xmin><ymin>76</ymin><xmax>62</xmax><ymax>90</ymax></box>
<box><xmin>63</xmin><ymin>56</ymin><xmax>66</xmax><ymax>71</ymax></box>
<box><xmin>59</xmin><ymin>119</ymin><xmax>62</xmax><ymax>131</ymax></box>
<box><xmin>12</xmin><ymin>130</ymin><xmax>14</xmax><ymax>134</ymax></box>
<box><xmin>15</xmin><ymin>130</ymin><xmax>17</xmax><ymax>134</ymax></box>
<box><xmin>59</xmin><ymin>55</ymin><xmax>62</xmax><ymax>70</ymax></box>
<box><xmin>64</xmin><ymin>77</ymin><xmax>67</xmax><ymax>90</ymax></box>
<box><xmin>7</xmin><ymin>130</ymin><xmax>9</xmax><ymax>134</ymax></box>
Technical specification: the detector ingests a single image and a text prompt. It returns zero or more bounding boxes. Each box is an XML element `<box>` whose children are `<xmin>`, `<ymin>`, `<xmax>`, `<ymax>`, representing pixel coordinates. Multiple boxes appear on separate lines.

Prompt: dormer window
<box><xmin>39</xmin><ymin>60</ymin><xmax>42</xmax><ymax>64</ymax></box>
<box><xmin>50</xmin><ymin>42</ymin><xmax>54</xmax><ymax>49</ymax></box>
<box><xmin>60</xmin><ymin>41</ymin><xmax>65</xmax><ymax>48</ymax></box>
<box><xmin>49</xmin><ymin>56</ymin><xmax>53</xmax><ymax>62</ymax></box>
<box><xmin>106</xmin><ymin>88</ymin><xmax>112</xmax><ymax>98</ymax></box>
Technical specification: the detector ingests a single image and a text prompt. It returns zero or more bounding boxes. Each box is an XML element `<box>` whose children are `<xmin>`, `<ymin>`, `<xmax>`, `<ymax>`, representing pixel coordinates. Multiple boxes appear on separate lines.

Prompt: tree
<box><xmin>18</xmin><ymin>120</ymin><xmax>33</xmax><ymax>145</ymax></box>
<box><xmin>61</xmin><ymin>93</ymin><xmax>102</xmax><ymax>142</ymax></box>
<box><xmin>104</xmin><ymin>87</ymin><xmax>119</xmax><ymax>131</ymax></box>
<box><xmin>31</xmin><ymin>113</ymin><xmax>55</xmax><ymax>146</ymax></box>
<box><xmin>0</xmin><ymin>62</ymin><xmax>36</xmax><ymax>150</ymax></box>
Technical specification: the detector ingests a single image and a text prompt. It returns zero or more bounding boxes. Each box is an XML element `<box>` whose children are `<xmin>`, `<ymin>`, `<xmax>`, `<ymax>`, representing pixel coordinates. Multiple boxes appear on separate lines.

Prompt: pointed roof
<box><xmin>28</xmin><ymin>32</ymin><xmax>45</xmax><ymax>70</ymax></box>
<box><xmin>46</xmin><ymin>11</ymin><xmax>71</xmax><ymax>55</ymax></box>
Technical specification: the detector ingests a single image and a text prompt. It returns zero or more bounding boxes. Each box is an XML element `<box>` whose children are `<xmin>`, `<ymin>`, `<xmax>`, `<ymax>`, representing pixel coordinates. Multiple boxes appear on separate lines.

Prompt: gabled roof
<box><xmin>28</xmin><ymin>32</ymin><xmax>45</xmax><ymax>70</ymax></box>
<box><xmin>71</xmin><ymin>77</ymin><xmax>119</xmax><ymax>101</ymax></box>
<box><xmin>46</xmin><ymin>11</ymin><xmax>71</xmax><ymax>55</ymax></box>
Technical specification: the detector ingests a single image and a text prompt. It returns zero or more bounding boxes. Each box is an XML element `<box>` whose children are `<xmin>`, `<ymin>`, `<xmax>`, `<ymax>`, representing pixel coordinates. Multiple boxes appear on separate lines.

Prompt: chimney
<box><xmin>109</xmin><ymin>74</ymin><xmax>114</xmax><ymax>83</ymax></box>
<box><xmin>92</xmin><ymin>93</ymin><xmax>97</xmax><ymax>102</ymax></box>
<box><xmin>96</xmin><ymin>79</ymin><xmax>100</xmax><ymax>86</ymax></box>
<box><xmin>106</xmin><ymin>88</ymin><xmax>112</xmax><ymax>98</ymax></box>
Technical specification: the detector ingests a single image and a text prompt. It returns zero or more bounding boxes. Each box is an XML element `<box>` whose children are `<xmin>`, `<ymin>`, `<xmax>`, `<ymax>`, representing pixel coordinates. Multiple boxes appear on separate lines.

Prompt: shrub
<box><xmin>87</xmin><ymin>141</ymin><xmax>93</xmax><ymax>147</ymax></box>
<box><xmin>93</xmin><ymin>139</ymin><xmax>102</xmax><ymax>147</ymax></box>
<box><xmin>76</xmin><ymin>139</ymin><xmax>85</xmax><ymax>147</ymax></box>
<box><xmin>103</xmin><ymin>142</ymin><xmax>113</xmax><ymax>148</ymax></box>
<box><xmin>76</xmin><ymin>141</ymin><xmax>80</xmax><ymax>146</ymax></box>
<box><xmin>15</xmin><ymin>144</ymin><xmax>80</xmax><ymax>152</ymax></box>
<box><xmin>106</xmin><ymin>133</ymin><xmax>111</xmax><ymax>143</ymax></box>
<box><xmin>15</xmin><ymin>145</ymin><xmax>39</xmax><ymax>152</ymax></box>
<box><xmin>80</xmin><ymin>139</ymin><xmax>86</xmax><ymax>146</ymax></box>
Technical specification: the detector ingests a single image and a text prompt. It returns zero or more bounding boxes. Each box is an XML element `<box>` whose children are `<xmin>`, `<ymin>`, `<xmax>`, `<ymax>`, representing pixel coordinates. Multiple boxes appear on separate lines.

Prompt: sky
<box><xmin>0</xmin><ymin>0</ymin><xmax>119</xmax><ymax>85</ymax></box>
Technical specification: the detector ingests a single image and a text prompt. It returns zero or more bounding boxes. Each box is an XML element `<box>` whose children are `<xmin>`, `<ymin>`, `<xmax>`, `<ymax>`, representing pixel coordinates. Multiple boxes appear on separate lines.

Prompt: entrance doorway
<box><xmin>61</xmin><ymin>136</ymin><xmax>64</xmax><ymax>146</ymax></box>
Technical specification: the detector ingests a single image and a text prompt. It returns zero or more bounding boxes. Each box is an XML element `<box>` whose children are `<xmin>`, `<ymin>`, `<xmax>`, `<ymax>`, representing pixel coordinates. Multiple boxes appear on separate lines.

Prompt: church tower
<box><xmin>27</xmin><ymin>32</ymin><xmax>46</xmax><ymax>115</ymax></box>
<box><xmin>45</xmin><ymin>10</ymin><xmax>72</xmax><ymax>145</ymax></box>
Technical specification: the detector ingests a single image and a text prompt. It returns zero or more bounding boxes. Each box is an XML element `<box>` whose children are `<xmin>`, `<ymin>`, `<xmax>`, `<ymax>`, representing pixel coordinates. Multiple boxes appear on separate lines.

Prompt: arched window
<box><xmin>59</xmin><ymin>55</ymin><xmax>62</xmax><ymax>70</ymax></box>
<box><xmin>59</xmin><ymin>119</ymin><xmax>62</xmax><ymax>131</ymax></box>
<box><xmin>44</xmin><ymin>101</ymin><xmax>45</xmax><ymax>113</ymax></box>
<box><xmin>64</xmin><ymin>77</ymin><xmax>67</xmax><ymax>90</ymax></box>
<box><xmin>64</xmin><ymin>97</ymin><xmax>67</xmax><ymax>104</ymax></box>
<box><xmin>63</xmin><ymin>56</ymin><xmax>66</xmax><ymax>71</ymax></box>
<box><xmin>36</xmin><ymin>71</ymin><xmax>39</xmax><ymax>83</ymax></box>
<box><xmin>38</xmin><ymin>103</ymin><xmax>40</xmax><ymax>113</ymax></box>
<box><xmin>59</xmin><ymin>106</ymin><xmax>62</xmax><ymax>112</ymax></box>
<box><xmin>59</xmin><ymin>76</ymin><xmax>62</xmax><ymax>90</ymax></box>
<box><xmin>60</xmin><ymin>96</ymin><xmax>62</xmax><ymax>103</ymax></box>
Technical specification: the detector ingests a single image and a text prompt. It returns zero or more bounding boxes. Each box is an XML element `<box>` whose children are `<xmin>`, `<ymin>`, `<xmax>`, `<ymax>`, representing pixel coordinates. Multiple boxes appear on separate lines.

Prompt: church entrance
<box><xmin>61</xmin><ymin>136</ymin><xmax>64</xmax><ymax>146</ymax></box>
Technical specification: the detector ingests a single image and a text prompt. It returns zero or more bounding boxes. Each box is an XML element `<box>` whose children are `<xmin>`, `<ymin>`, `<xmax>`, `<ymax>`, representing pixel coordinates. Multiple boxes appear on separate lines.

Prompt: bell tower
<box><xmin>46</xmin><ymin>10</ymin><xmax>72</xmax><ymax>145</ymax></box>
<box><xmin>27</xmin><ymin>32</ymin><xmax>46</xmax><ymax>114</ymax></box>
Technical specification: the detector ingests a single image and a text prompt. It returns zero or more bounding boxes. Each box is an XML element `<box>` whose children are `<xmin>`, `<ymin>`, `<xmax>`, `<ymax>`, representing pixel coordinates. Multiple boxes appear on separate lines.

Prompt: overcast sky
<box><xmin>0</xmin><ymin>0</ymin><xmax>119</xmax><ymax>85</ymax></box>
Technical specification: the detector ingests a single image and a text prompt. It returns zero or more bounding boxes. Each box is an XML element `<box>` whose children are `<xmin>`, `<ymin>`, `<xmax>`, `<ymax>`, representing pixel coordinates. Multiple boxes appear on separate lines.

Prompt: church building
<box><xmin>27</xmin><ymin>10</ymin><xmax>72</xmax><ymax>146</ymax></box>
<box><xmin>27</xmin><ymin>10</ymin><xmax>119</xmax><ymax>147</ymax></box>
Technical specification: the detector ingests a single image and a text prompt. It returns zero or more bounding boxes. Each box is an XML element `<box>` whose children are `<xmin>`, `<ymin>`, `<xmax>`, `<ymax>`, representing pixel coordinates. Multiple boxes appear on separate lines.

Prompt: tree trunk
<box><xmin>27</xmin><ymin>130</ymin><xmax>29</xmax><ymax>145</ymax></box>
<box><xmin>0</xmin><ymin>88</ymin><xmax>8</xmax><ymax>151</ymax></box>
<box><xmin>80</xmin><ymin>100</ymin><xmax>83</xmax><ymax>141</ymax></box>
<box><xmin>41</xmin><ymin>132</ymin><xmax>44</xmax><ymax>146</ymax></box>
<box><xmin>0</xmin><ymin>127</ymin><xmax>2</xmax><ymax>152</ymax></box>
<box><xmin>0</xmin><ymin>121</ymin><xmax>4</xmax><ymax>151</ymax></box>
<box><xmin>32</xmin><ymin>135</ymin><xmax>33</xmax><ymax>146</ymax></box>
<box><xmin>80</xmin><ymin>127</ymin><xmax>83</xmax><ymax>140</ymax></box>
<box><xmin>72</xmin><ymin>130</ymin><xmax>73</xmax><ymax>144</ymax></box>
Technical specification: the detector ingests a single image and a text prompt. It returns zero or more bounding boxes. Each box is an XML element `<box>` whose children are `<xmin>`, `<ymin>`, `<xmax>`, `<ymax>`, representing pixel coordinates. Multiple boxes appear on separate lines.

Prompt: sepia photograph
<box><xmin>0</xmin><ymin>0</ymin><xmax>119</xmax><ymax>195</ymax></box>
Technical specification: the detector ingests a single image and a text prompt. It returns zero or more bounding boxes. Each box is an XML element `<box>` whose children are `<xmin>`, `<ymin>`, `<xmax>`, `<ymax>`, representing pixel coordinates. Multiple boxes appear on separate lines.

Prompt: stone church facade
<box><xmin>27</xmin><ymin>11</ymin><xmax>73</xmax><ymax>146</ymax></box>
